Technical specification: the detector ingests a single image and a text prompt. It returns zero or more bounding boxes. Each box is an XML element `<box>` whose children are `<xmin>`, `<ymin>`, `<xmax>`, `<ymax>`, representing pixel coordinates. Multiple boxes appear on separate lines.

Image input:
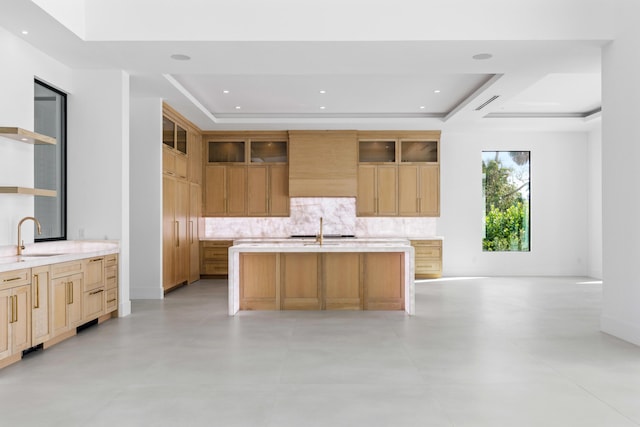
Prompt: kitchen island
<box><xmin>228</xmin><ymin>238</ymin><xmax>415</xmax><ymax>315</ymax></box>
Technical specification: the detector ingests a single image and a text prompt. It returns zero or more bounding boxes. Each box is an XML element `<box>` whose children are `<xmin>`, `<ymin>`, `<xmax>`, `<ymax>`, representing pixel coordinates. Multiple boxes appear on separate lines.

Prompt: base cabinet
<box><xmin>411</xmin><ymin>240</ymin><xmax>443</xmax><ymax>278</ymax></box>
<box><xmin>200</xmin><ymin>240</ymin><xmax>233</xmax><ymax>276</ymax></box>
<box><xmin>31</xmin><ymin>266</ymin><xmax>51</xmax><ymax>346</ymax></box>
<box><xmin>1</xmin><ymin>269</ymin><xmax>31</xmax><ymax>368</ymax></box>
<box><xmin>51</xmin><ymin>273</ymin><xmax>83</xmax><ymax>338</ymax></box>
<box><xmin>239</xmin><ymin>252</ymin><xmax>403</xmax><ymax>311</ymax></box>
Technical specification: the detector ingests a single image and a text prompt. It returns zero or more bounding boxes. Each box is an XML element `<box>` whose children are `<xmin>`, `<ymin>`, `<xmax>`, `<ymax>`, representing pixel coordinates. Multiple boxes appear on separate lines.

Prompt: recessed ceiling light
<box><xmin>434</xmin><ymin>90</ymin><xmax>441</xmax><ymax>94</ymax></box>
<box><xmin>223</xmin><ymin>90</ymin><xmax>229</xmax><ymax>94</ymax></box>
<box><xmin>319</xmin><ymin>90</ymin><xmax>326</xmax><ymax>94</ymax></box>
<box><xmin>472</xmin><ymin>53</ymin><xmax>493</xmax><ymax>60</ymax></box>
<box><xmin>170</xmin><ymin>54</ymin><xmax>191</xmax><ymax>61</ymax></box>
<box><xmin>320</xmin><ymin>106</ymin><xmax>326</xmax><ymax>110</ymax></box>
<box><xmin>235</xmin><ymin>106</ymin><xmax>241</xmax><ymax>109</ymax></box>
<box><xmin>21</xmin><ymin>30</ymin><xmax>28</xmax><ymax>35</ymax></box>
<box><xmin>21</xmin><ymin>138</ymin><xmax>29</xmax><ymax>141</ymax></box>
<box><xmin>419</xmin><ymin>106</ymin><xmax>426</xmax><ymax>109</ymax></box>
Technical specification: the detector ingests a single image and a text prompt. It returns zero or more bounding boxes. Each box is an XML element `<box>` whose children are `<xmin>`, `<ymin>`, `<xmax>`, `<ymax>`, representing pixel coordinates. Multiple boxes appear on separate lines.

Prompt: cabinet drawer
<box><xmin>0</xmin><ymin>269</ymin><xmax>31</xmax><ymax>290</ymax></box>
<box><xmin>415</xmin><ymin>246</ymin><xmax>441</xmax><ymax>258</ymax></box>
<box><xmin>105</xmin><ymin>254</ymin><xmax>118</xmax><ymax>267</ymax></box>
<box><xmin>105</xmin><ymin>288</ymin><xmax>118</xmax><ymax>313</ymax></box>
<box><xmin>203</xmin><ymin>247</ymin><xmax>229</xmax><ymax>259</ymax></box>
<box><xmin>202</xmin><ymin>261</ymin><xmax>228</xmax><ymax>275</ymax></box>
<box><xmin>51</xmin><ymin>260</ymin><xmax>83</xmax><ymax>278</ymax></box>
<box><xmin>105</xmin><ymin>265</ymin><xmax>118</xmax><ymax>290</ymax></box>
<box><xmin>84</xmin><ymin>257</ymin><xmax>105</xmax><ymax>292</ymax></box>
<box><xmin>415</xmin><ymin>260</ymin><xmax>442</xmax><ymax>274</ymax></box>
<box><xmin>83</xmin><ymin>288</ymin><xmax>105</xmax><ymax>321</ymax></box>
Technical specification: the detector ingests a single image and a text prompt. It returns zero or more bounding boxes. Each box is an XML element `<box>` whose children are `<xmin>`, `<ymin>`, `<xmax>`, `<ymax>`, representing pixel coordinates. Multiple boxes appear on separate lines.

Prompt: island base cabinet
<box><xmin>51</xmin><ymin>273</ymin><xmax>83</xmax><ymax>339</ymax></box>
<box><xmin>281</xmin><ymin>253</ymin><xmax>321</xmax><ymax>310</ymax></box>
<box><xmin>238</xmin><ymin>252</ymin><xmax>402</xmax><ymax>311</ymax></box>
<box><xmin>324</xmin><ymin>253</ymin><xmax>362</xmax><ymax>310</ymax></box>
<box><xmin>240</xmin><ymin>253</ymin><xmax>278</xmax><ymax>310</ymax></box>
<box><xmin>363</xmin><ymin>253</ymin><xmax>404</xmax><ymax>310</ymax></box>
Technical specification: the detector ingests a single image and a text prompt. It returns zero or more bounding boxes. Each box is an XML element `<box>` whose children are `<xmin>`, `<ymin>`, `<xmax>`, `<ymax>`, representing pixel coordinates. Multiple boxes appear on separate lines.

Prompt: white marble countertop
<box><xmin>0</xmin><ymin>240</ymin><xmax>120</xmax><ymax>273</ymax></box>
<box><xmin>230</xmin><ymin>237</ymin><xmax>413</xmax><ymax>252</ymax></box>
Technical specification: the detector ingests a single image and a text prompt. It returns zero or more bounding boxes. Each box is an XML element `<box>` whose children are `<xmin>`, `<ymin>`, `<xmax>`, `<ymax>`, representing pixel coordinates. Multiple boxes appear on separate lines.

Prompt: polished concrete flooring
<box><xmin>1</xmin><ymin>277</ymin><xmax>640</xmax><ymax>426</ymax></box>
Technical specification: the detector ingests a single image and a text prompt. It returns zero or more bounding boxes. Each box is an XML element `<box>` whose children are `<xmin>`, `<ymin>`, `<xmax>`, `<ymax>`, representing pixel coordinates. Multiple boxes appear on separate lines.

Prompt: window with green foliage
<box><xmin>482</xmin><ymin>151</ymin><xmax>530</xmax><ymax>251</ymax></box>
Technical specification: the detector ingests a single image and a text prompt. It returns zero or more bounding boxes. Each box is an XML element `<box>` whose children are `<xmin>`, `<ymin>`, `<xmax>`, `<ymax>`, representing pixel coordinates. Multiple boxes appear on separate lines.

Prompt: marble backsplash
<box><xmin>204</xmin><ymin>198</ymin><xmax>437</xmax><ymax>238</ymax></box>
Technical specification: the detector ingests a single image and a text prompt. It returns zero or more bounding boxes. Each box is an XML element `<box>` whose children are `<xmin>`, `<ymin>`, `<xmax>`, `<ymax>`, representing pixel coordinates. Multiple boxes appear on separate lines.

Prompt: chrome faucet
<box><xmin>316</xmin><ymin>217</ymin><xmax>323</xmax><ymax>246</ymax></box>
<box><xmin>17</xmin><ymin>216</ymin><xmax>42</xmax><ymax>255</ymax></box>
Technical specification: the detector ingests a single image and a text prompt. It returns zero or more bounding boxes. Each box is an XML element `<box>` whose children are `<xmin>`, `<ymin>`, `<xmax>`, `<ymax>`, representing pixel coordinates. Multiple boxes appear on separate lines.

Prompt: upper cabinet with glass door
<box><xmin>400</xmin><ymin>140</ymin><xmax>438</xmax><ymax>163</ymax></box>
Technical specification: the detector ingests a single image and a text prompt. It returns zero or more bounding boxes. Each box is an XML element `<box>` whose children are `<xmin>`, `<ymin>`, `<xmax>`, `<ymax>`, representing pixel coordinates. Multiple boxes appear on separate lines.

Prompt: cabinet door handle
<box><xmin>70</xmin><ymin>281</ymin><xmax>74</xmax><ymax>304</ymax></box>
<box><xmin>89</xmin><ymin>289</ymin><xmax>104</xmax><ymax>296</ymax></box>
<box><xmin>66</xmin><ymin>282</ymin><xmax>70</xmax><ymax>305</ymax></box>
<box><xmin>89</xmin><ymin>257</ymin><xmax>104</xmax><ymax>263</ymax></box>
<box><xmin>13</xmin><ymin>295</ymin><xmax>18</xmax><ymax>323</ymax></box>
<box><xmin>107</xmin><ymin>298</ymin><xmax>117</xmax><ymax>303</ymax></box>
<box><xmin>175</xmin><ymin>221</ymin><xmax>180</xmax><ymax>247</ymax></box>
<box><xmin>190</xmin><ymin>221</ymin><xmax>194</xmax><ymax>244</ymax></box>
<box><xmin>9</xmin><ymin>296</ymin><xmax>14</xmax><ymax>324</ymax></box>
<box><xmin>34</xmin><ymin>274</ymin><xmax>40</xmax><ymax>309</ymax></box>
<box><xmin>3</xmin><ymin>276</ymin><xmax>21</xmax><ymax>283</ymax></box>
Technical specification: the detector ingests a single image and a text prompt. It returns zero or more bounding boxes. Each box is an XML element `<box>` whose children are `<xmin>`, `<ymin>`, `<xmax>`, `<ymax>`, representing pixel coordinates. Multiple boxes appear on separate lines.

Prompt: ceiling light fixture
<box><xmin>21</xmin><ymin>30</ymin><xmax>28</xmax><ymax>35</ymax></box>
<box><xmin>472</xmin><ymin>53</ymin><xmax>493</xmax><ymax>60</ymax></box>
<box><xmin>319</xmin><ymin>90</ymin><xmax>326</xmax><ymax>94</ymax></box>
<box><xmin>235</xmin><ymin>106</ymin><xmax>241</xmax><ymax>109</ymax></box>
<box><xmin>420</xmin><ymin>106</ymin><xmax>426</xmax><ymax>109</ymax></box>
<box><xmin>320</xmin><ymin>106</ymin><xmax>326</xmax><ymax>110</ymax></box>
<box><xmin>223</xmin><ymin>90</ymin><xmax>229</xmax><ymax>94</ymax></box>
<box><xmin>434</xmin><ymin>90</ymin><xmax>441</xmax><ymax>94</ymax></box>
<box><xmin>170</xmin><ymin>54</ymin><xmax>191</xmax><ymax>61</ymax></box>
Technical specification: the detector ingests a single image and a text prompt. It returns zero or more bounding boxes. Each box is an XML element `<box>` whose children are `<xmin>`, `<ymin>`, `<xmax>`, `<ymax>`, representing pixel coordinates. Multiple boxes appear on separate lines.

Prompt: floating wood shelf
<box><xmin>0</xmin><ymin>127</ymin><xmax>56</xmax><ymax>145</ymax></box>
<box><xmin>0</xmin><ymin>187</ymin><xmax>57</xmax><ymax>197</ymax></box>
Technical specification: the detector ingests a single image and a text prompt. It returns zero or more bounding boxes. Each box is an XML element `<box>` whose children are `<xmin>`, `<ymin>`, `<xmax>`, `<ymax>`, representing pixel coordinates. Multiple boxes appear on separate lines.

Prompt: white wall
<box><xmin>439</xmin><ymin>131</ymin><xmax>588</xmax><ymax>276</ymax></box>
<box><xmin>587</xmin><ymin>127</ymin><xmax>603</xmax><ymax>279</ymax></box>
<box><xmin>67</xmin><ymin>69</ymin><xmax>131</xmax><ymax>316</ymax></box>
<box><xmin>0</xmin><ymin>26</ymin><xmax>71</xmax><ymax>247</ymax></box>
<box><xmin>129</xmin><ymin>97</ymin><xmax>163</xmax><ymax>299</ymax></box>
<box><xmin>601</xmin><ymin>22</ymin><xmax>640</xmax><ymax>345</ymax></box>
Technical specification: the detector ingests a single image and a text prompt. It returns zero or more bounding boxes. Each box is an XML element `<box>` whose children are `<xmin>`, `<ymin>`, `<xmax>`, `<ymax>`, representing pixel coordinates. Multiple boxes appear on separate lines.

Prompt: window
<box><xmin>482</xmin><ymin>151</ymin><xmax>530</xmax><ymax>251</ymax></box>
<box><xmin>34</xmin><ymin>80</ymin><xmax>66</xmax><ymax>241</ymax></box>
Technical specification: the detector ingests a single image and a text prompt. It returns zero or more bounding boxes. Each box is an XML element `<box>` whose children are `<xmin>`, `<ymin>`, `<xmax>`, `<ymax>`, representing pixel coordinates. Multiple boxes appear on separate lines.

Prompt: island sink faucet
<box><xmin>315</xmin><ymin>217</ymin><xmax>323</xmax><ymax>246</ymax></box>
<box><xmin>17</xmin><ymin>216</ymin><xmax>42</xmax><ymax>255</ymax></box>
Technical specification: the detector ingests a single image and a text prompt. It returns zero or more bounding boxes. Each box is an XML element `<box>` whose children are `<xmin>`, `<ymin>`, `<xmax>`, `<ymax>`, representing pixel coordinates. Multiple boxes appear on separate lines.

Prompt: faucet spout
<box><xmin>17</xmin><ymin>216</ymin><xmax>42</xmax><ymax>255</ymax></box>
<box><xmin>315</xmin><ymin>217</ymin><xmax>323</xmax><ymax>246</ymax></box>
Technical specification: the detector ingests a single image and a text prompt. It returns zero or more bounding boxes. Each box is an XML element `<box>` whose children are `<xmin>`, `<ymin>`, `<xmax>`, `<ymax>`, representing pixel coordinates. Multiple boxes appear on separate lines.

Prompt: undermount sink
<box><xmin>18</xmin><ymin>253</ymin><xmax>63</xmax><ymax>259</ymax></box>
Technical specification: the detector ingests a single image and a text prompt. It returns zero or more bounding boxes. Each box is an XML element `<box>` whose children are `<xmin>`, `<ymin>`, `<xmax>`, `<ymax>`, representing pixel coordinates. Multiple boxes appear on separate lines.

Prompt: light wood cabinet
<box><xmin>398</xmin><ymin>165</ymin><xmax>439</xmax><ymax>216</ymax></box>
<box><xmin>163</xmin><ymin>175</ymin><xmax>190</xmax><ymax>292</ymax></box>
<box><xmin>204</xmin><ymin>134</ymin><xmax>289</xmax><ymax>217</ymax></box>
<box><xmin>238</xmin><ymin>252</ymin><xmax>402</xmax><ymax>311</ymax></box>
<box><xmin>189</xmin><ymin>183</ymin><xmax>201</xmax><ymax>283</ymax></box>
<box><xmin>82</xmin><ymin>257</ymin><xmax>106</xmax><ymax>322</ymax></box>
<box><xmin>357</xmin><ymin>131</ymin><xmax>440</xmax><ymax>217</ymax></box>
<box><xmin>240</xmin><ymin>253</ymin><xmax>278</xmax><ymax>310</ymax></box>
<box><xmin>281</xmin><ymin>253</ymin><xmax>321</xmax><ymax>310</ymax></box>
<box><xmin>200</xmin><ymin>240</ymin><xmax>233</xmax><ymax>276</ymax></box>
<box><xmin>363</xmin><ymin>253</ymin><xmax>404</xmax><ymax>310</ymax></box>
<box><xmin>188</xmin><ymin>129</ymin><xmax>203</xmax><ymax>185</ymax></box>
<box><xmin>357</xmin><ymin>165</ymin><xmax>398</xmax><ymax>216</ymax></box>
<box><xmin>51</xmin><ymin>272</ymin><xmax>82</xmax><ymax>339</ymax></box>
<box><xmin>411</xmin><ymin>240</ymin><xmax>442</xmax><ymax>278</ymax></box>
<box><xmin>1</xmin><ymin>269</ymin><xmax>31</xmax><ymax>369</ymax></box>
<box><xmin>105</xmin><ymin>254</ymin><xmax>118</xmax><ymax>314</ymax></box>
<box><xmin>31</xmin><ymin>265</ymin><xmax>51</xmax><ymax>346</ymax></box>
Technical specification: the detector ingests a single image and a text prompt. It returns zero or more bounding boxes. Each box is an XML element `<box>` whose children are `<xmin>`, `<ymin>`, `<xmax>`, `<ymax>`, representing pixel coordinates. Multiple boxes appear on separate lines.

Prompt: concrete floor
<box><xmin>1</xmin><ymin>277</ymin><xmax>639</xmax><ymax>427</ymax></box>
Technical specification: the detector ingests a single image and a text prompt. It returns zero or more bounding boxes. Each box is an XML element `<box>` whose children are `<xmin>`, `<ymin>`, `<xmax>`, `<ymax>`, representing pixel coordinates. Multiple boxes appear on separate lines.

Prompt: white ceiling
<box><xmin>1</xmin><ymin>0</ymin><xmax>628</xmax><ymax>132</ymax></box>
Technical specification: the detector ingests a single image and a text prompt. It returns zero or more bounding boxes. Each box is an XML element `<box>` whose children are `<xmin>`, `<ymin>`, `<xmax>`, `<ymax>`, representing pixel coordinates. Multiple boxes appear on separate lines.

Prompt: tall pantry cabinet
<box><xmin>162</xmin><ymin>104</ymin><xmax>202</xmax><ymax>293</ymax></box>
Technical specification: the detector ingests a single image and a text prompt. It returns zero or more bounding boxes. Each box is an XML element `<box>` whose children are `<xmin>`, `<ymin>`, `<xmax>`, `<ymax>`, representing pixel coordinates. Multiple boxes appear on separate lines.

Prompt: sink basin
<box><xmin>18</xmin><ymin>253</ymin><xmax>63</xmax><ymax>259</ymax></box>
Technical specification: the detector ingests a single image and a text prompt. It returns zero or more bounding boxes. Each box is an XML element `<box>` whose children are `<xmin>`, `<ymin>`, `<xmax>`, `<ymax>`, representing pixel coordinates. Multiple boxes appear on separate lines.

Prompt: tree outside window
<box><xmin>482</xmin><ymin>151</ymin><xmax>530</xmax><ymax>251</ymax></box>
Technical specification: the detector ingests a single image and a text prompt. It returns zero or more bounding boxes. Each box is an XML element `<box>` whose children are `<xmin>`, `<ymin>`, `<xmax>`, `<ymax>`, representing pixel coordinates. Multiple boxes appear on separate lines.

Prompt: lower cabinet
<box><xmin>239</xmin><ymin>252</ymin><xmax>404</xmax><ymax>311</ymax></box>
<box><xmin>200</xmin><ymin>240</ymin><xmax>233</xmax><ymax>276</ymax></box>
<box><xmin>0</xmin><ymin>253</ymin><xmax>120</xmax><ymax>370</ymax></box>
<box><xmin>411</xmin><ymin>240</ymin><xmax>443</xmax><ymax>278</ymax></box>
<box><xmin>31</xmin><ymin>265</ymin><xmax>51</xmax><ymax>346</ymax></box>
<box><xmin>1</xmin><ymin>269</ymin><xmax>31</xmax><ymax>369</ymax></box>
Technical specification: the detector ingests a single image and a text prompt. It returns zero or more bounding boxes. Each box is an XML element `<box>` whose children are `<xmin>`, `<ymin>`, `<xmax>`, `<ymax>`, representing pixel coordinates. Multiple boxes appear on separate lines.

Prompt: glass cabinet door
<box><xmin>176</xmin><ymin>125</ymin><xmax>187</xmax><ymax>154</ymax></box>
<box><xmin>162</xmin><ymin>117</ymin><xmax>175</xmax><ymax>148</ymax></box>
<box><xmin>208</xmin><ymin>141</ymin><xmax>245</xmax><ymax>163</ymax></box>
<box><xmin>359</xmin><ymin>140</ymin><xmax>396</xmax><ymax>163</ymax></box>
<box><xmin>250</xmin><ymin>141</ymin><xmax>287</xmax><ymax>163</ymax></box>
<box><xmin>401</xmin><ymin>140</ymin><xmax>438</xmax><ymax>163</ymax></box>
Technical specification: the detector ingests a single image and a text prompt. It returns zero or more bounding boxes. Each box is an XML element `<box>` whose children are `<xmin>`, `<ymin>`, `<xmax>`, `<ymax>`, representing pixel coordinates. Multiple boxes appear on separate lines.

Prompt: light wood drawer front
<box><xmin>51</xmin><ymin>260</ymin><xmax>83</xmax><ymax>278</ymax></box>
<box><xmin>106</xmin><ymin>288</ymin><xmax>118</xmax><ymax>312</ymax></box>
<box><xmin>0</xmin><ymin>269</ymin><xmax>31</xmax><ymax>290</ymax></box>
<box><xmin>105</xmin><ymin>265</ymin><xmax>118</xmax><ymax>290</ymax></box>
<box><xmin>203</xmin><ymin>247</ymin><xmax>228</xmax><ymax>258</ymax></box>
<box><xmin>105</xmin><ymin>254</ymin><xmax>118</xmax><ymax>267</ymax></box>
<box><xmin>416</xmin><ymin>261</ymin><xmax>442</xmax><ymax>273</ymax></box>
<box><xmin>415</xmin><ymin>247</ymin><xmax>441</xmax><ymax>258</ymax></box>
<box><xmin>83</xmin><ymin>288</ymin><xmax>105</xmax><ymax>320</ymax></box>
